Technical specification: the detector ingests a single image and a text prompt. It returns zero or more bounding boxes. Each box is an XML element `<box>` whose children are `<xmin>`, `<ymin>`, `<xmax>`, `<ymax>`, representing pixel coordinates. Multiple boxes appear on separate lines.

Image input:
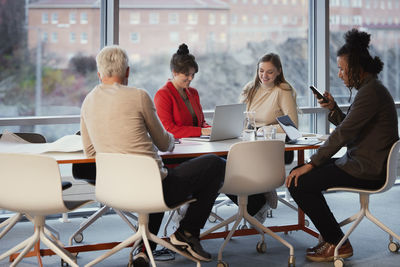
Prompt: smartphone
<box><xmin>310</xmin><ymin>86</ymin><xmax>328</xmax><ymax>103</ymax></box>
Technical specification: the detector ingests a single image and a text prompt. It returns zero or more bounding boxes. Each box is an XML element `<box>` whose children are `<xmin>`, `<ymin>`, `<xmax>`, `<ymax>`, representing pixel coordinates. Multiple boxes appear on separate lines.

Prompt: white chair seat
<box><xmin>0</xmin><ymin>153</ymin><xmax>93</xmax><ymax>267</ymax></box>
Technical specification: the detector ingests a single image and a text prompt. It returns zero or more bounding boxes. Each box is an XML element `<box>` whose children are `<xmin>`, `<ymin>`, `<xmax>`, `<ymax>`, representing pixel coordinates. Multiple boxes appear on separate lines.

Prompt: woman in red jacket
<box><xmin>154</xmin><ymin>44</ymin><xmax>211</xmax><ymax>138</ymax></box>
<box><xmin>155</xmin><ymin>44</ymin><xmax>268</xmax><ymax>224</ymax></box>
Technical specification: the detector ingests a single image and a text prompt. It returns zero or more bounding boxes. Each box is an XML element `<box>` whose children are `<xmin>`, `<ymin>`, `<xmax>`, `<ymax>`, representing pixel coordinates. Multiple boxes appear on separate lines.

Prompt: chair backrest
<box><xmin>0</xmin><ymin>153</ymin><xmax>67</xmax><ymax>215</ymax></box>
<box><xmin>0</xmin><ymin>132</ymin><xmax>46</xmax><ymax>143</ymax></box>
<box><xmin>221</xmin><ymin>140</ymin><xmax>286</xmax><ymax>195</ymax></box>
<box><xmin>327</xmin><ymin>140</ymin><xmax>400</xmax><ymax>194</ymax></box>
<box><xmin>95</xmin><ymin>153</ymin><xmax>169</xmax><ymax>213</ymax></box>
<box><xmin>375</xmin><ymin>140</ymin><xmax>400</xmax><ymax>194</ymax></box>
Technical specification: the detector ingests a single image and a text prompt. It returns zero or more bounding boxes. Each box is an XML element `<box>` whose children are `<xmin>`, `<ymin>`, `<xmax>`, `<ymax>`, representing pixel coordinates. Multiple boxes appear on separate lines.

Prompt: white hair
<box><xmin>96</xmin><ymin>45</ymin><xmax>129</xmax><ymax>79</ymax></box>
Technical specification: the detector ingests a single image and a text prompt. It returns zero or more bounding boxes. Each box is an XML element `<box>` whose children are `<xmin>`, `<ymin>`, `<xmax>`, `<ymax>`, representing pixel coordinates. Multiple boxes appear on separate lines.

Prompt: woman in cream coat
<box><xmin>238</xmin><ymin>53</ymin><xmax>298</xmax><ymax>222</ymax></box>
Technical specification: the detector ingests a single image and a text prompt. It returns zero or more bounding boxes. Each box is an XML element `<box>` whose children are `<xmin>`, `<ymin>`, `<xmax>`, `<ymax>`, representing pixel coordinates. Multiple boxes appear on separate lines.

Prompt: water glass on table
<box><xmin>243</xmin><ymin>111</ymin><xmax>256</xmax><ymax>141</ymax></box>
<box><xmin>263</xmin><ymin>125</ymin><xmax>277</xmax><ymax>140</ymax></box>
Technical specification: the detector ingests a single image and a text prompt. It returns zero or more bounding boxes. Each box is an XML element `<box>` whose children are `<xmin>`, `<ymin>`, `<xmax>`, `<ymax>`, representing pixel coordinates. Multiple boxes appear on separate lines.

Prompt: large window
<box><xmin>329</xmin><ymin>1</ymin><xmax>400</xmax><ymax>105</ymax></box>
<box><xmin>0</xmin><ymin>1</ymin><xmax>99</xmax><ymax>140</ymax></box>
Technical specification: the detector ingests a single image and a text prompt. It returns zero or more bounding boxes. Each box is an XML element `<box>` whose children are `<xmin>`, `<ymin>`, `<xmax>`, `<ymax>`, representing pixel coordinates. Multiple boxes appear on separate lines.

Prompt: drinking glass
<box><xmin>243</xmin><ymin>111</ymin><xmax>256</xmax><ymax>141</ymax></box>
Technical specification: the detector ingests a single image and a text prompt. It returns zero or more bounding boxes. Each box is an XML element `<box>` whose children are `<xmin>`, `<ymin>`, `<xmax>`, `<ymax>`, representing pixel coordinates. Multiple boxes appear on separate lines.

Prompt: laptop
<box><xmin>183</xmin><ymin>103</ymin><xmax>246</xmax><ymax>142</ymax></box>
<box><xmin>276</xmin><ymin>115</ymin><xmax>321</xmax><ymax>145</ymax></box>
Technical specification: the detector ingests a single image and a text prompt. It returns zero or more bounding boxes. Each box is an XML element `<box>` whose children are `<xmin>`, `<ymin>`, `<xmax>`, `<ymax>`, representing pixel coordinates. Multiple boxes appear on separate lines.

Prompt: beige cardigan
<box><xmin>241</xmin><ymin>82</ymin><xmax>298</xmax><ymax>132</ymax></box>
<box><xmin>80</xmin><ymin>83</ymin><xmax>174</xmax><ymax>179</ymax></box>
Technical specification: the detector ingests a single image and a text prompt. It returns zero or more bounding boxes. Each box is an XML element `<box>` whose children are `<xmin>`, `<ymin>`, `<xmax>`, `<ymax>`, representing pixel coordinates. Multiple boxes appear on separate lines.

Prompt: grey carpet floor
<box><xmin>1</xmin><ymin>186</ymin><xmax>400</xmax><ymax>267</ymax></box>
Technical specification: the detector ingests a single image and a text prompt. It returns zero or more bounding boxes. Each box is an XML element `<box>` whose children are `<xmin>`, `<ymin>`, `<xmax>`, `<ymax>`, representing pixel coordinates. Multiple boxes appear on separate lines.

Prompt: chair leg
<box><xmin>68</xmin><ymin>205</ymin><xmax>111</xmax><ymax>245</ymax></box>
<box><xmin>365</xmin><ymin>208</ymin><xmax>400</xmax><ymax>242</ymax></box>
<box><xmin>334</xmin><ymin>210</ymin><xmax>365</xmax><ymax>259</ymax></box>
<box><xmin>163</xmin><ymin>210</ymin><xmax>176</xmax><ymax>236</ymax></box>
<box><xmin>141</xmin><ymin>225</ymin><xmax>156</xmax><ymax>267</ymax></box>
<box><xmin>277</xmin><ymin>196</ymin><xmax>298</xmax><ymax>212</ymax></box>
<box><xmin>115</xmin><ymin>209</ymin><xmax>138</xmax><ymax>232</ymax></box>
<box><xmin>0</xmin><ymin>213</ymin><xmax>22</xmax><ymax>239</ymax></box>
<box><xmin>9</xmin><ymin>228</ymin><xmax>40</xmax><ymax>267</ymax></box>
<box><xmin>200</xmin><ymin>214</ymin><xmax>237</xmax><ymax>238</ymax></box>
<box><xmin>84</xmin><ymin>231</ymin><xmax>142</xmax><ymax>267</ymax></box>
<box><xmin>217</xmin><ymin>210</ymin><xmax>244</xmax><ymax>262</ymax></box>
<box><xmin>244</xmin><ymin>212</ymin><xmax>294</xmax><ymax>257</ymax></box>
<box><xmin>40</xmin><ymin>227</ymin><xmax>79</xmax><ymax>267</ymax></box>
<box><xmin>148</xmin><ymin>232</ymin><xmax>201</xmax><ymax>267</ymax></box>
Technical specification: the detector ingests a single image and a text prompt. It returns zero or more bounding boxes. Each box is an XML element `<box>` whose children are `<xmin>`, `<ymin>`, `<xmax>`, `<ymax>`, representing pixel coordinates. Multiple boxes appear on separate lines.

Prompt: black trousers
<box><xmin>288</xmin><ymin>158</ymin><xmax>384</xmax><ymax>245</ymax></box>
<box><xmin>149</xmin><ymin>154</ymin><xmax>225</xmax><ymax>250</ymax></box>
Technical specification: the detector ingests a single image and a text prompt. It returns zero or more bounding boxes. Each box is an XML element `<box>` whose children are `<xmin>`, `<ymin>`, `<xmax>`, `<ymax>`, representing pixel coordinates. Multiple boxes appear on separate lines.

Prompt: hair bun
<box><xmin>345</xmin><ymin>28</ymin><xmax>371</xmax><ymax>50</ymax></box>
<box><xmin>177</xmin><ymin>43</ymin><xmax>189</xmax><ymax>55</ymax></box>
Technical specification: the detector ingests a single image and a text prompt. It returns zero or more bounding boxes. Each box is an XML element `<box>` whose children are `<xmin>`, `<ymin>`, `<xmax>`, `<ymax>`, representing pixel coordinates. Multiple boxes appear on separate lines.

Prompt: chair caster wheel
<box><xmin>334</xmin><ymin>257</ymin><xmax>344</xmax><ymax>267</ymax></box>
<box><xmin>256</xmin><ymin>241</ymin><xmax>266</xmax><ymax>253</ymax></box>
<box><xmin>217</xmin><ymin>260</ymin><xmax>229</xmax><ymax>267</ymax></box>
<box><xmin>388</xmin><ymin>241</ymin><xmax>400</xmax><ymax>252</ymax></box>
<box><xmin>61</xmin><ymin>259</ymin><xmax>75</xmax><ymax>267</ymax></box>
<box><xmin>288</xmin><ymin>255</ymin><xmax>295</xmax><ymax>266</ymax></box>
<box><xmin>73</xmin><ymin>233</ymin><xmax>83</xmax><ymax>243</ymax></box>
<box><xmin>304</xmin><ymin>219</ymin><xmax>310</xmax><ymax>227</ymax></box>
<box><xmin>208</xmin><ymin>215</ymin><xmax>217</xmax><ymax>223</ymax></box>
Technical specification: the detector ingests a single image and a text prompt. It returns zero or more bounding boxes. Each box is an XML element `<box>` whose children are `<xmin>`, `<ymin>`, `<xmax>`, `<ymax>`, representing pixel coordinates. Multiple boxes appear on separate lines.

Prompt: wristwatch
<box><xmin>306</xmin><ymin>159</ymin><xmax>315</xmax><ymax>167</ymax></box>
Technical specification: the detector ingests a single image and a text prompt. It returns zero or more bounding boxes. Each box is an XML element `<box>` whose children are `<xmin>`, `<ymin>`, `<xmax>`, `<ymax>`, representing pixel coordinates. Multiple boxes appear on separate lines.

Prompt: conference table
<box><xmin>8</xmin><ymin>137</ymin><xmax>321</xmax><ymax>263</ymax></box>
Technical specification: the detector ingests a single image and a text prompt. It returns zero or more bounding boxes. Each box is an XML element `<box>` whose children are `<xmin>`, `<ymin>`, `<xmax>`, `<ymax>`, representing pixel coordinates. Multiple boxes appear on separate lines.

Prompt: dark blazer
<box><xmin>310</xmin><ymin>75</ymin><xmax>399</xmax><ymax>180</ymax></box>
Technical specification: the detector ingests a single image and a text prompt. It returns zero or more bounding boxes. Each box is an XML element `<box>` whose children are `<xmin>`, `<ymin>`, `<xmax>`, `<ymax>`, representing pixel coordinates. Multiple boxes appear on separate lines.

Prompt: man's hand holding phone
<box><xmin>310</xmin><ymin>86</ymin><xmax>336</xmax><ymax>110</ymax></box>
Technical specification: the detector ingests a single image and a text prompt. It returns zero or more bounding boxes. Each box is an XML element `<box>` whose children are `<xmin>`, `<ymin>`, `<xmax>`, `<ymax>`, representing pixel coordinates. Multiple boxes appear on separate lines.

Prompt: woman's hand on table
<box><xmin>201</xmin><ymin>127</ymin><xmax>212</xmax><ymax>136</ymax></box>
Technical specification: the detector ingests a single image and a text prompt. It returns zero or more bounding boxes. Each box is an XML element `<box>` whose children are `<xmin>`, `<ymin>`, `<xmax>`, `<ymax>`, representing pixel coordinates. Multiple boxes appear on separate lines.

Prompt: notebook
<box><xmin>183</xmin><ymin>103</ymin><xmax>246</xmax><ymax>142</ymax></box>
<box><xmin>276</xmin><ymin>115</ymin><xmax>321</xmax><ymax>145</ymax></box>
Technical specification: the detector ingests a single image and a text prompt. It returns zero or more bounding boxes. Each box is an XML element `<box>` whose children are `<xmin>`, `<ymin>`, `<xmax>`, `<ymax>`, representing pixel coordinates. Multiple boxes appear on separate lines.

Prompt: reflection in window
<box><xmin>262</xmin><ymin>14</ymin><xmax>269</xmax><ymax>24</ymax></box>
<box><xmin>330</xmin><ymin>1</ymin><xmax>400</xmax><ymax>103</ymax></box>
<box><xmin>69</xmin><ymin>12</ymin><xmax>76</xmax><ymax>24</ymax></box>
<box><xmin>149</xmin><ymin>13</ymin><xmax>159</xmax><ymax>24</ymax></box>
<box><xmin>80</xmin><ymin>32</ymin><xmax>88</xmax><ymax>44</ymax></box>
<box><xmin>169</xmin><ymin>13</ymin><xmax>179</xmax><ymax>24</ymax></box>
<box><xmin>51</xmin><ymin>13</ymin><xmax>58</xmax><ymax>24</ymax></box>
<box><xmin>69</xmin><ymin>32</ymin><xmax>76</xmax><ymax>43</ymax></box>
<box><xmin>209</xmin><ymin>13</ymin><xmax>216</xmax><ymax>25</ymax></box>
<box><xmin>80</xmin><ymin>12</ymin><xmax>88</xmax><ymax>24</ymax></box>
<box><xmin>130</xmin><ymin>32</ymin><xmax>140</xmax><ymax>43</ymax></box>
<box><xmin>231</xmin><ymin>14</ymin><xmax>238</xmax><ymax>24</ymax></box>
<box><xmin>220</xmin><ymin>14</ymin><xmax>227</xmax><ymax>25</ymax></box>
<box><xmin>130</xmin><ymin>12</ymin><xmax>140</xmax><ymax>24</ymax></box>
<box><xmin>51</xmin><ymin>32</ymin><xmax>58</xmax><ymax>43</ymax></box>
<box><xmin>253</xmin><ymin>15</ymin><xmax>258</xmax><ymax>24</ymax></box>
<box><xmin>42</xmin><ymin>31</ymin><xmax>48</xmax><ymax>42</ymax></box>
<box><xmin>242</xmin><ymin>15</ymin><xmax>248</xmax><ymax>24</ymax></box>
<box><xmin>219</xmin><ymin>32</ymin><xmax>227</xmax><ymax>43</ymax></box>
<box><xmin>42</xmin><ymin>13</ymin><xmax>48</xmax><ymax>24</ymax></box>
<box><xmin>188</xmin><ymin>13</ymin><xmax>198</xmax><ymax>25</ymax></box>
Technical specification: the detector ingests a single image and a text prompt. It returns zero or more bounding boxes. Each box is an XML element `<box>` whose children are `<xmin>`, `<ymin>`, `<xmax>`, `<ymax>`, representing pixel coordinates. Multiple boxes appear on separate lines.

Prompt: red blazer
<box><xmin>154</xmin><ymin>81</ymin><xmax>209</xmax><ymax>138</ymax></box>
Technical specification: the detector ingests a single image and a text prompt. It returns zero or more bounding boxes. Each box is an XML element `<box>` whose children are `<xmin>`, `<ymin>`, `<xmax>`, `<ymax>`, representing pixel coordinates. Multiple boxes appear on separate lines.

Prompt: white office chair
<box><xmin>0</xmin><ymin>133</ymin><xmax>72</xmax><ymax>241</ymax></box>
<box><xmin>85</xmin><ymin>153</ymin><xmax>200</xmax><ymax>267</ymax></box>
<box><xmin>68</xmin><ymin>162</ymin><xmax>138</xmax><ymax>246</ymax></box>
<box><xmin>200</xmin><ymin>140</ymin><xmax>295</xmax><ymax>267</ymax></box>
<box><xmin>0</xmin><ymin>153</ymin><xmax>92</xmax><ymax>267</ymax></box>
<box><xmin>326</xmin><ymin>140</ymin><xmax>400</xmax><ymax>267</ymax></box>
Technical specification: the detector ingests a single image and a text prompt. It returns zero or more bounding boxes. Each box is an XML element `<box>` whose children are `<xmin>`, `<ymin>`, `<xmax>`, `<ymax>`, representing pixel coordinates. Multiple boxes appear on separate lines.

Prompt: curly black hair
<box><xmin>170</xmin><ymin>43</ymin><xmax>199</xmax><ymax>74</ymax></box>
<box><xmin>337</xmin><ymin>29</ymin><xmax>383</xmax><ymax>89</ymax></box>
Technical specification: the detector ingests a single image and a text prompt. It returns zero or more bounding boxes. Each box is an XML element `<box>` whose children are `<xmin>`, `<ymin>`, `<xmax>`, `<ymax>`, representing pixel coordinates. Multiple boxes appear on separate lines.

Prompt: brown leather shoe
<box><xmin>306</xmin><ymin>240</ymin><xmax>326</xmax><ymax>253</ymax></box>
<box><xmin>306</xmin><ymin>240</ymin><xmax>353</xmax><ymax>262</ymax></box>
